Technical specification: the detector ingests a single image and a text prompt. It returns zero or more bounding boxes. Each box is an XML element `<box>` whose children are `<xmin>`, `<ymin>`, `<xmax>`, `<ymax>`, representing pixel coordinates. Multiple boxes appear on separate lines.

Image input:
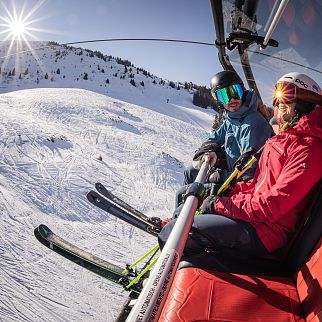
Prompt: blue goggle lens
<box><xmin>212</xmin><ymin>84</ymin><xmax>244</xmax><ymax>105</ymax></box>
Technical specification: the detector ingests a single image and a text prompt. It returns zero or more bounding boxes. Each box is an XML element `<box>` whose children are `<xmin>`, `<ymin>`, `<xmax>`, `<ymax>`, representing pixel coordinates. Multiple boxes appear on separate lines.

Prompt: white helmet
<box><xmin>274</xmin><ymin>73</ymin><xmax>322</xmax><ymax>117</ymax></box>
<box><xmin>277</xmin><ymin>72</ymin><xmax>320</xmax><ymax>93</ymax></box>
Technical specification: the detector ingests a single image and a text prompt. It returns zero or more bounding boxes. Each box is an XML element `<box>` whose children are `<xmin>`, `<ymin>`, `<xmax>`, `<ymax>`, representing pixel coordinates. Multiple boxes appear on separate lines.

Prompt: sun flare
<box><xmin>8</xmin><ymin>18</ymin><xmax>28</xmax><ymax>40</ymax></box>
<box><xmin>0</xmin><ymin>0</ymin><xmax>52</xmax><ymax>76</ymax></box>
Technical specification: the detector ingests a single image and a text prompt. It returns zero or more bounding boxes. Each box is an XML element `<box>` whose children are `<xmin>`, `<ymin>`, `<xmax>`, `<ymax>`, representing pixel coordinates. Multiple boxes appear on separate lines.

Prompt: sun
<box><xmin>0</xmin><ymin>0</ymin><xmax>52</xmax><ymax>75</ymax></box>
<box><xmin>8</xmin><ymin>18</ymin><xmax>28</xmax><ymax>40</ymax></box>
<box><xmin>0</xmin><ymin>2</ymin><xmax>36</xmax><ymax>43</ymax></box>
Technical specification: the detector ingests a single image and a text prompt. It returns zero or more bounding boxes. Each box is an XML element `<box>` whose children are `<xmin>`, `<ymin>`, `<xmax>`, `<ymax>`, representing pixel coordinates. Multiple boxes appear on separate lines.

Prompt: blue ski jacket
<box><xmin>207</xmin><ymin>90</ymin><xmax>274</xmax><ymax>179</ymax></box>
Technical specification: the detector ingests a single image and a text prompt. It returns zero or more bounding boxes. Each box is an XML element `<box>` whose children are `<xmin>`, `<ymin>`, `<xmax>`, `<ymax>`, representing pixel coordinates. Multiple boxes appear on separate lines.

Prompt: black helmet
<box><xmin>210</xmin><ymin>70</ymin><xmax>244</xmax><ymax>91</ymax></box>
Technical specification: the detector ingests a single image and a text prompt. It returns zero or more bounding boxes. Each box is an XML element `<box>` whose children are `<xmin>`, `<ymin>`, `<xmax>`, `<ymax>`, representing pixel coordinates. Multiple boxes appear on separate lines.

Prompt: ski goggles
<box><xmin>273</xmin><ymin>82</ymin><xmax>297</xmax><ymax>106</ymax></box>
<box><xmin>212</xmin><ymin>83</ymin><xmax>244</xmax><ymax>105</ymax></box>
<box><xmin>273</xmin><ymin>82</ymin><xmax>322</xmax><ymax>106</ymax></box>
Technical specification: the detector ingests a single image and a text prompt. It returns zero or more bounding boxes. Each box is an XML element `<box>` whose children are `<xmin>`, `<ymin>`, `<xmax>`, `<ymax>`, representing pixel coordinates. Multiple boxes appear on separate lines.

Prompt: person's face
<box><xmin>223</xmin><ymin>98</ymin><xmax>242</xmax><ymax>112</ymax></box>
<box><xmin>277</xmin><ymin>102</ymin><xmax>296</xmax><ymax>124</ymax></box>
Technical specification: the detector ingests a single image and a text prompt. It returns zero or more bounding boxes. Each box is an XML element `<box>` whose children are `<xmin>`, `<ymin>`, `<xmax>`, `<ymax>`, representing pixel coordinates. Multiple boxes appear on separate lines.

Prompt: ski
<box><xmin>86</xmin><ymin>190</ymin><xmax>161</xmax><ymax>236</ymax></box>
<box><xmin>34</xmin><ymin>224</ymin><xmax>141</xmax><ymax>293</ymax></box>
<box><xmin>95</xmin><ymin>182</ymin><xmax>163</xmax><ymax>228</ymax></box>
<box><xmin>95</xmin><ymin>183</ymin><xmax>149</xmax><ymax>222</ymax></box>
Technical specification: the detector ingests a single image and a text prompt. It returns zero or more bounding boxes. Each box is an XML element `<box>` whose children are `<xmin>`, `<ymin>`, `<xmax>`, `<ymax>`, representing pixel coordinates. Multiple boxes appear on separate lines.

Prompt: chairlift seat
<box><xmin>159</xmin><ymin>183</ymin><xmax>322</xmax><ymax>321</ymax></box>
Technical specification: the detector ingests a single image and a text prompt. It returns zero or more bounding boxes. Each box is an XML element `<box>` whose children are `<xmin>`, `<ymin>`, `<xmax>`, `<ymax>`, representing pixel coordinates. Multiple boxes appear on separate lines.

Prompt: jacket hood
<box><xmin>224</xmin><ymin>90</ymin><xmax>259</xmax><ymax>121</ymax></box>
<box><xmin>288</xmin><ymin>106</ymin><xmax>322</xmax><ymax>140</ymax></box>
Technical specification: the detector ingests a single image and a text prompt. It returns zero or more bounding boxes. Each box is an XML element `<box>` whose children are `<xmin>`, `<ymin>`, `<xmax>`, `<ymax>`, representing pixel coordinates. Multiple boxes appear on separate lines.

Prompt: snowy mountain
<box><xmin>0</xmin><ymin>41</ymin><xmax>204</xmax><ymax>112</ymax></box>
<box><xmin>0</xmin><ymin>55</ymin><xmax>215</xmax><ymax>321</ymax></box>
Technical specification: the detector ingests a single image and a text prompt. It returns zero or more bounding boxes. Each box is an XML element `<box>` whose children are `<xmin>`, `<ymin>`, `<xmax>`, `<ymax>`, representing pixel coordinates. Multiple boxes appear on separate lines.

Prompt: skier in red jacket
<box><xmin>159</xmin><ymin>72</ymin><xmax>322</xmax><ymax>257</ymax></box>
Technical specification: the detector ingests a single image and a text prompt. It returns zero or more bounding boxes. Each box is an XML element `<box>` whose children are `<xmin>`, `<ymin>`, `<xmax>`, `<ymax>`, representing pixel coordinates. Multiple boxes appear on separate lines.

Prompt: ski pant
<box><xmin>183</xmin><ymin>165</ymin><xmax>200</xmax><ymax>186</ymax></box>
<box><xmin>158</xmin><ymin>214</ymin><xmax>268</xmax><ymax>258</ymax></box>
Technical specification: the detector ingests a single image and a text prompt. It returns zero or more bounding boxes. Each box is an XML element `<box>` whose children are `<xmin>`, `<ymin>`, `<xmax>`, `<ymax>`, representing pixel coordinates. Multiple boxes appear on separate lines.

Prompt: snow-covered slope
<box><xmin>0</xmin><ymin>87</ymin><xmax>214</xmax><ymax>321</ymax></box>
<box><xmin>0</xmin><ymin>41</ymin><xmax>207</xmax><ymax>118</ymax></box>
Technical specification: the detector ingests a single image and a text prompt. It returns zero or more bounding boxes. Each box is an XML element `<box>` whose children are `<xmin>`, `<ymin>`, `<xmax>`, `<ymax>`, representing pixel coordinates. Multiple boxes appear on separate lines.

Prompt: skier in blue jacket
<box><xmin>175</xmin><ymin>70</ymin><xmax>274</xmax><ymax>208</ymax></box>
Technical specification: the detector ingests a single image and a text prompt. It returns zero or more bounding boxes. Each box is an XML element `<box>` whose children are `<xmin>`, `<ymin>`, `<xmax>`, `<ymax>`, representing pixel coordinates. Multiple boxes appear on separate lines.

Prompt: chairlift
<box><xmin>126</xmin><ymin>1</ymin><xmax>322</xmax><ymax>321</ymax></box>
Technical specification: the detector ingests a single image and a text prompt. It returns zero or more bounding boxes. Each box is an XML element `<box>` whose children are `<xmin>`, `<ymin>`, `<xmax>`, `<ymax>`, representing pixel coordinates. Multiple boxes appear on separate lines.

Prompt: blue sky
<box><xmin>1</xmin><ymin>0</ymin><xmax>321</xmax><ymax>103</ymax></box>
<box><xmin>1</xmin><ymin>0</ymin><xmax>221</xmax><ymax>87</ymax></box>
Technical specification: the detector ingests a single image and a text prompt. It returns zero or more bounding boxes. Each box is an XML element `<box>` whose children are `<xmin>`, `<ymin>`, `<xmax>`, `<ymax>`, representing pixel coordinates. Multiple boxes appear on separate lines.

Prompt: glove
<box><xmin>233</xmin><ymin>147</ymin><xmax>256</xmax><ymax>171</ymax></box>
<box><xmin>204</xmin><ymin>183</ymin><xmax>221</xmax><ymax>198</ymax></box>
<box><xmin>192</xmin><ymin>140</ymin><xmax>219</xmax><ymax>169</ymax></box>
<box><xmin>207</xmin><ymin>168</ymin><xmax>225</xmax><ymax>183</ymax></box>
<box><xmin>193</xmin><ymin>140</ymin><xmax>220</xmax><ymax>160</ymax></box>
<box><xmin>200</xmin><ymin>195</ymin><xmax>220</xmax><ymax>214</ymax></box>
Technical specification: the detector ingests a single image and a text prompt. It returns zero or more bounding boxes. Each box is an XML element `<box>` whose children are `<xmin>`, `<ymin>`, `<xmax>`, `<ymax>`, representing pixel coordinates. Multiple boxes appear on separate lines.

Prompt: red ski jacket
<box><xmin>214</xmin><ymin>107</ymin><xmax>322</xmax><ymax>253</ymax></box>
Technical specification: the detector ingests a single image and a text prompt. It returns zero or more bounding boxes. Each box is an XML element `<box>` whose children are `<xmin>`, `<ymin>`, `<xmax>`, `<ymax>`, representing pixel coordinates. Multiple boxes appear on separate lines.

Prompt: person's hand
<box><xmin>207</xmin><ymin>168</ymin><xmax>224</xmax><ymax>183</ymax></box>
<box><xmin>233</xmin><ymin>147</ymin><xmax>256</xmax><ymax>171</ymax></box>
<box><xmin>200</xmin><ymin>195</ymin><xmax>220</xmax><ymax>214</ymax></box>
<box><xmin>192</xmin><ymin>140</ymin><xmax>219</xmax><ymax>169</ymax></box>
<box><xmin>204</xmin><ymin>183</ymin><xmax>221</xmax><ymax>198</ymax></box>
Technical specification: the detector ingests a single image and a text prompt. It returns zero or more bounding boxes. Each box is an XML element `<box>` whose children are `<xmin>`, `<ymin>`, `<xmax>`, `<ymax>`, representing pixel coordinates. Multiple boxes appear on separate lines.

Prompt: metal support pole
<box><xmin>262</xmin><ymin>0</ymin><xmax>289</xmax><ymax>47</ymax></box>
<box><xmin>126</xmin><ymin>157</ymin><xmax>210</xmax><ymax>321</ymax></box>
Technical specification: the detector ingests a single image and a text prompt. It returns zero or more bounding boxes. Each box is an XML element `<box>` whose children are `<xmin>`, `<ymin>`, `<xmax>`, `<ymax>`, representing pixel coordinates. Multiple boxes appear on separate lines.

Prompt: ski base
<box><xmin>34</xmin><ymin>224</ymin><xmax>142</xmax><ymax>293</ymax></box>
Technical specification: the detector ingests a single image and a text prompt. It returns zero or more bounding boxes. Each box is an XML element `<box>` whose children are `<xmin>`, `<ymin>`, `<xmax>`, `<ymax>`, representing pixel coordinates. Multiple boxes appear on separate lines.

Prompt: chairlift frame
<box><xmin>210</xmin><ymin>0</ymin><xmax>286</xmax><ymax>104</ymax></box>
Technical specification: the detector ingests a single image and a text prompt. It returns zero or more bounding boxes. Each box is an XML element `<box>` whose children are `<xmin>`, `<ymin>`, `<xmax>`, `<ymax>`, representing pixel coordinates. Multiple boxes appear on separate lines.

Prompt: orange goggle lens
<box><xmin>273</xmin><ymin>82</ymin><xmax>297</xmax><ymax>106</ymax></box>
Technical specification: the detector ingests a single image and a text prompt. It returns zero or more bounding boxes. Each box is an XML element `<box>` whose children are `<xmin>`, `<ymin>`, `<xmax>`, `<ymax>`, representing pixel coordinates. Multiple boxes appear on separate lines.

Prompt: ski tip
<box><xmin>95</xmin><ymin>182</ymin><xmax>104</xmax><ymax>191</ymax></box>
<box><xmin>95</xmin><ymin>182</ymin><xmax>113</xmax><ymax>198</ymax></box>
<box><xmin>34</xmin><ymin>227</ymin><xmax>41</xmax><ymax>240</ymax></box>
<box><xmin>38</xmin><ymin>224</ymin><xmax>53</xmax><ymax>238</ymax></box>
<box><xmin>34</xmin><ymin>226</ymin><xmax>49</xmax><ymax>247</ymax></box>
<box><xmin>95</xmin><ymin>182</ymin><xmax>102</xmax><ymax>188</ymax></box>
<box><xmin>86</xmin><ymin>190</ymin><xmax>97</xmax><ymax>201</ymax></box>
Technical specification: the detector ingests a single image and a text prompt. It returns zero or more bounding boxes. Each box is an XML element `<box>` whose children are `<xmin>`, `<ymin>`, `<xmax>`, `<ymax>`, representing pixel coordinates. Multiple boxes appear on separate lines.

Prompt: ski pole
<box><xmin>217</xmin><ymin>146</ymin><xmax>264</xmax><ymax>195</ymax></box>
<box><xmin>125</xmin><ymin>255</ymin><xmax>160</xmax><ymax>290</ymax></box>
<box><xmin>126</xmin><ymin>155</ymin><xmax>210</xmax><ymax>322</ymax></box>
<box><xmin>122</xmin><ymin>244</ymin><xmax>159</xmax><ymax>275</ymax></box>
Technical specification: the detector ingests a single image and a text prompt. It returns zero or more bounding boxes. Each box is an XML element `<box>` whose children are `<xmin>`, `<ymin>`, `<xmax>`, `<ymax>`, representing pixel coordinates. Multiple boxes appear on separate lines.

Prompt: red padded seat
<box><xmin>295</xmin><ymin>238</ymin><xmax>322</xmax><ymax>322</ymax></box>
<box><xmin>159</xmin><ymin>239</ymin><xmax>322</xmax><ymax>322</ymax></box>
<box><xmin>159</xmin><ymin>184</ymin><xmax>322</xmax><ymax>322</ymax></box>
<box><xmin>159</xmin><ymin>268</ymin><xmax>304</xmax><ymax>322</ymax></box>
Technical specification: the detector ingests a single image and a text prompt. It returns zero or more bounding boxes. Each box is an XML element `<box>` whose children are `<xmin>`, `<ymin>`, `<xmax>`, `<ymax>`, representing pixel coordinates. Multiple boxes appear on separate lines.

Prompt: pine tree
<box><xmin>169</xmin><ymin>81</ymin><xmax>175</xmax><ymax>88</ymax></box>
<box><xmin>130</xmin><ymin>79</ymin><xmax>136</xmax><ymax>87</ymax></box>
<box><xmin>12</xmin><ymin>68</ymin><xmax>16</xmax><ymax>76</ymax></box>
<box><xmin>44</xmin><ymin>73</ymin><xmax>48</xmax><ymax>79</ymax></box>
<box><xmin>24</xmin><ymin>68</ymin><xmax>29</xmax><ymax>75</ymax></box>
<box><xmin>83</xmin><ymin>73</ymin><xmax>88</xmax><ymax>80</ymax></box>
<box><xmin>106</xmin><ymin>78</ymin><xmax>109</xmax><ymax>84</ymax></box>
<box><xmin>140</xmin><ymin>81</ymin><xmax>144</xmax><ymax>87</ymax></box>
<box><xmin>56</xmin><ymin>68</ymin><xmax>60</xmax><ymax>74</ymax></box>
<box><xmin>211</xmin><ymin>112</ymin><xmax>224</xmax><ymax>131</ymax></box>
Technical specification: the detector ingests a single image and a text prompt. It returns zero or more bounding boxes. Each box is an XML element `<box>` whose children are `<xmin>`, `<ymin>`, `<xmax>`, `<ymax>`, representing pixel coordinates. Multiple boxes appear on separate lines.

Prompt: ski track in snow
<box><xmin>0</xmin><ymin>88</ymin><xmax>214</xmax><ymax>321</ymax></box>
